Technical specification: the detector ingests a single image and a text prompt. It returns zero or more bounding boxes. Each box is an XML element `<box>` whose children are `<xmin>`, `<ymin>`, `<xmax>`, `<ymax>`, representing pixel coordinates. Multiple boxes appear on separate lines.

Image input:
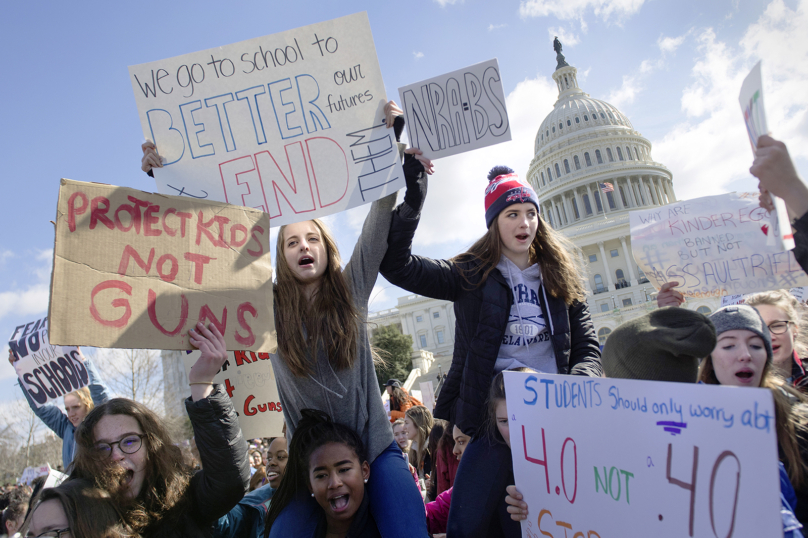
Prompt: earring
<box><xmin>311</xmin><ymin>493</ymin><xmax>315</xmax><ymax>497</ymax></box>
<box><xmin>363</xmin><ymin>478</ymin><xmax>368</xmax><ymax>484</ymax></box>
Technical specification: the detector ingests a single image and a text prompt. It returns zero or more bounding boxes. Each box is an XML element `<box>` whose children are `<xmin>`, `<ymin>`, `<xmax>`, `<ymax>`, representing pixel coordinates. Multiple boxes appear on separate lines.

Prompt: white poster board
<box><xmin>720</xmin><ymin>286</ymin><xmax>808</xmax><ymax>307</ymax></box>
<box><xmin>398</xmin><ymin>58</ymin><xmax>510</xmax><ymax>159</ymax></box>
<box><xmin>505</xmin><ymin>372</ymin><xmax>780</xmax><ymax>538</ymax></box>
<box><xmin>181</xmin><ymin>350</ymin><xmax>283</xmax><ymax>439</ymax></box>
<box><xmin>630</xmin><ymin>192</ymin><xmax>808</xmax><ymax>299</ymax></box>
<box><xmin>738</xmin><ymin>61</ymin><xmax>792</xmax><ymax>251</ymax></box>
<box><xmin>19</xmin><ymin>465</ymin><xmax>50</xmax><ymax>485</ymax></box>
<box><xmin>8</xmin><ymin>317</ymin><xmax>88</xmax><ymax>408</ymax></box>
<box><xmin>419</xmin><ymin>381</ymin><xmax>435</xmax><ymax>411</ymax></box>
<box><xmin>129</xmin><ymin>12</ymin><xmax>404</xmax><ymax>227</ymax></box>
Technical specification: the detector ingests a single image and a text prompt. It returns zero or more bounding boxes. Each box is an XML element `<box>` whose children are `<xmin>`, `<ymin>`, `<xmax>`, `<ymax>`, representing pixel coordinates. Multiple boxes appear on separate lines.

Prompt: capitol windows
<box><xmin>584</xmin><ymin>114</ymin><xmax>589</xmax><ymax>121</ymax></box>
<box><xmin>559</xmin><ymin>122</ymin><xmax>563</xmax><ymax>130</ymax></box>
<box><xmin>606</xmin><ymin>148</ymin><xmax>614</xmax><ymax>162</ymax></box>
<box><xmin>594</xmin><ymin>274</ymin><xmax>604</xmax><ymax>290</ymax></box>
<box><xmin>583</xmin><ymin>194</ymin><xmax>593</xmax><ymax>215</ymax></box>
<box><xmin>598</xmin><ymin>327</ymin><xmax>612</xmax><ymax>343</ymax></box>
<box><xmin>622</xmin><ymin>298</ymin><xmax>633</xmax><ymax>307</ymax></box>
<box><xmin>595</xmin><ymin>150</ymin><xmax>603</xmax><ymax>164</ymax></box>
<box><xmin>634</xmin><ymin>147</ymin><xmax>641</xmax><ymax>160</ymax></box>
<box><xmin>616</xmin><ymin>147</ymin><xmax>624</xmax><ymax>161</ymax></box>
<box><xmin>567</xmin><ymin>119</ymin><xmax>571</xmax><ymax>126</ymax></box>
<box><xmin>626</xmin><ymin>147</ymin><xmax>633</xmax><ymax>160</ymax></box>
<box><xmin>540</xmin><ymin>171</ymin><xmax>546</xmax><ymax>186</ymax></box>
<box><xmin>436</xmin><ymin>330</ymin><xmax>445</xmax><ymax>344</ymax></box>
<box><xmin>589</xmin><ymin>254</ymin><xmax>598</xmax><ymax>263</ymax></box>
<box><xmin>419</xmin><ymin>334</ymin><xmax>427</xmax><ymax>348</ymax></box>
<box><xmin>611</xmin><ymin>250</ymin><xmax>619</xmax><ymax>258</ymax></box>
<box><xmin>572</xmin><ymin>198</ymin><xmax>580</xmax><ymax>219</ymax></box>
<box><xmin>575</xmin><ymin>117</ymin><xmax>580</xmax><ymax>124</ymax></box>
<box><xmin>547</xmin><ymin>167</ymin><xmax>553</xmax><ymax>182</ymax></box>
<box><xmin>600</xmin><ymin>113</ymin><xmax>606</xmax><ymax>119</ymax></box>
<box><xmin>555</xmin><ymin>163</ymin><xmax>562</xmax><ymax>177</ymax></box>
<box><xmin>584</xmin><ymin>152</ymin><xmax>592</xmax><ymax>166</ymax></box>
<box><xmin>547</xmin><ymin>130</ymin><xmax>550</xmax><ymax>137</ymax></box>
<box><xmin>619</xmin><ymin>186</ymin><xmax>628</xmax><ymax>206</ymax></box>
<box><xmin>552</xmin><ymin>126</ymin><xmax>556</xmax><ymax>133</ymax></box>
<box><xmin>564</xmin><ymin>160</ymin><xmax>571</xmax><ymax>174</ymax></box>
<box><xmin>594</xmin><ymin>191</ymin><xmax>604</xmax><ymax>212</ymax></box>
<box><xmin>574</xmin><ymin>155</ymin><xmax>581</xmax><ymax>170</ymax></box>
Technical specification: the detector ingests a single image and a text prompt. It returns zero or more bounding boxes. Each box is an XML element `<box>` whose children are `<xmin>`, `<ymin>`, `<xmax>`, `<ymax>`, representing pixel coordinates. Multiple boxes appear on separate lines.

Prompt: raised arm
<box><xmin>83</xmin><ymin>358</ymin><xmax>111</xmax><ymax>405</ymax></box>
<box><xmin>10</xmin><ymin>351</ymin><xmax>70</xmax><ymax>439</ymax></box>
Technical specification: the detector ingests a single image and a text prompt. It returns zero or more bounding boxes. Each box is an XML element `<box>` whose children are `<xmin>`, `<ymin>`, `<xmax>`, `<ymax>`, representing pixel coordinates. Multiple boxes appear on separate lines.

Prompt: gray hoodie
<box><xmin>493</xmin><ymin>256</ymin><xmax>557</xmax><ymax>374</ymax></box>
<box><xmin>270</xmin><ymin>193</ymin><xmax>396</xmax><ymax>463</ymax></box>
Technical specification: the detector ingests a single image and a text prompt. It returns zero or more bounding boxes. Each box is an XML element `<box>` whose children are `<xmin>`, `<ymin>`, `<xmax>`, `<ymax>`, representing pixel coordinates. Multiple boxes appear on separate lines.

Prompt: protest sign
<box><xmin>420</xmin><ymin>381</ymin><xmax>435</xmax><ymax>411</ymax></box>
<box><xmin>181</xmin><ymin>350</ymin><xmax>283</xmax><ymax>439</ymax></box>
<box><xmin>49</xmin><ymin>179</ymin><xmax>275</xmax><ymax>352</ymax></box>
<box><xmin>19</xmin><ymin>465</ymin><xmax>50</xmax><ymax>485</ymax></box>
<box><xmin>630</xmin><ymin>192</ymin><xmax>808</xmax><ymax>299</ymax></box>
<box><xmin>720</xmin><ymin>286</ymin><xmax>808</xmax><ymax>307</ymax></box>
<box><xmin>738</xmin><ymin>61</ymin><xmax>792</xmax><ymax>251</ymax></box>
<box><xmin>398</xmin><ymin>59</ymin><xmax>510</xmax><ymax>160</ymax></box>
<box><xmin>128</xmin><ymin>12</ymin><xmax>404</xmax><ymax>226</ymax></box>
<box><xmin>9</xmin><ymin>317</ymin><xmax>88</xmax><ymax>408</ymax></box>
<box><xmin>505</xmin><ymin>371</ymin><xmax>780</xmax><ymax>538</ymax></box>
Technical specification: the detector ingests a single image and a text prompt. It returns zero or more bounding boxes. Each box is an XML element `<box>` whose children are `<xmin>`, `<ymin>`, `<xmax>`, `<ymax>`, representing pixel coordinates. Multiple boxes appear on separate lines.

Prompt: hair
<box><xmin>250</xmin><ymin>466</ymin><xmax>267</xmax><ymax>491</ymax></box>
<box><xmin>249</xmin><ymin>448</ymin><xmax>262</xmax><ymax>464</ymax></box>
<box><xmin>486</xmin><ymin>368</ymin><xmax>535</xmax><ymax>443</ymax></box>
<box><xmin>389</xmin><ymin>387</ymin><xmax>413</xmax><ymax>411</ymax></box>
<box><xmin>1</xmin><ymin>488</ymin><xmax>29</xmax><ymax>534</ymax></box>
<box><xmin>274</xmin><ymin>219</ymin><xmax>361</xmax><ymax>377</ymax></box>
<box><xmin>745</xmin><ymin>289</ymin><xmax>808</xmax><ymax>358</ymax></box>
<box><xmin>452</xmin><ymin>210</ymin><xmax>586</xmax><ymax>305</ymax></box>
<box><xmin>66</xmin><ymin>386</ymin><xmax>94</xmax><ymax>413</ymax></box>
<box><xmin>265</xmin><ymin>409</ymin><xmax>366</xmax><ymax>537</ymax></box>
<box><xmin>70</xmin><ymin>398</ymin><xmax>193</xmax><ymax>534</ymax></box>
<box><xmin>426</xmin><ymin>419</ymin><xmax>448</xmax><ymax>500</ymax></box>
<box><xmin>24</xmin><ymin>479</ymin><xmax>133</xmax><ymax>538</ymax></box>
<box><xmin>405</xmin><ymin>406</ymin><xmax>434</xmax><ymax>471</ymax></box>
<box><xmin>392</xmin><ymin>418</ymin><xmax>406</xmax><ymax>430</ymax></box>
<box><xmin>699</xmin><ymin>355</ymin><xmax>808</xmax><ymax>488</ymax></box>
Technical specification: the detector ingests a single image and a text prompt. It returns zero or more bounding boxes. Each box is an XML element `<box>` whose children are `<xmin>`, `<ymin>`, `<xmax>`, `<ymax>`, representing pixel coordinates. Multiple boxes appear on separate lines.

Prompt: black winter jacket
<box><xmin>148</xmin><ymin>385</ymin><xmax>250</xmax><ymax>537</ymax></box>
<box><xmin>380</xmin><ymin>208</ymin><xmax>602</xmax><ymax>437</ymax></box>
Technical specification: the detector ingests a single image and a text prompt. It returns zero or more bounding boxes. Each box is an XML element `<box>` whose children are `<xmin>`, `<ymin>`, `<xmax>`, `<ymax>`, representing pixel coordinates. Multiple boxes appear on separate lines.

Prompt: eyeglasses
<box><xmin>767</xmin><ymin>320</ymin><xmax>793</xmax><ymax>335</ymax></box>
<box><xmin>94</xmin><ymin>434</ymin><xmax>146</xmax><ymax>458</ymax></box>
<box><xmin>28</xmin><ymin>528</ymin><xmax>71</xmax><ymax>538</ymax></box>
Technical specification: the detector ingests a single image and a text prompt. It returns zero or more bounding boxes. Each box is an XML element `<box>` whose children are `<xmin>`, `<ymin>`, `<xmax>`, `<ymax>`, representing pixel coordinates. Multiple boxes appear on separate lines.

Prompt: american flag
<box><xmin>599</xmin><ymin>182</ymin><xmax>614</xmax><ymax>194</ymax></box>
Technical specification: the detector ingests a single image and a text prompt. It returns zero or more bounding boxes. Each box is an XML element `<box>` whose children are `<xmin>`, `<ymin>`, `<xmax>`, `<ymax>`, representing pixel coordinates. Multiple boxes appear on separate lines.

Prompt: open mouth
<box><xmin>735</xmin><ymin>370</ymin><xmax>754</xmax><ymax>381</ymax></box>
<box><xmin>516</xmin><ymin>234</ymin><xmax>529</xmax><ymax>241</ymax></box>
<box><xmin>329</xmin><ymin>494</ymin><xmax>349</xmax><ymax>512</ymax></box>
<box><xmin>299</xmin><ymin>256</ymin><xmax>314</xmax><ymax>267</ymax></box>
<box><xmin>123</xmin><ymin>469</ymin><xmax>135</xmax><ymax>485</ymax></box>
<box><xmin>267</xmin><ymin>472</ymin><xmax>279</xmax><ymax>481</ymax></box>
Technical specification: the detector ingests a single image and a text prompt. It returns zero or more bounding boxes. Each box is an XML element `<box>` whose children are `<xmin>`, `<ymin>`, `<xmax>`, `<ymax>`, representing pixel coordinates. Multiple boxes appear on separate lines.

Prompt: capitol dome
<box><xmin>526</xmin><ymin>43</ymin><xmax>682</xmax><ymax>339</ymax></box>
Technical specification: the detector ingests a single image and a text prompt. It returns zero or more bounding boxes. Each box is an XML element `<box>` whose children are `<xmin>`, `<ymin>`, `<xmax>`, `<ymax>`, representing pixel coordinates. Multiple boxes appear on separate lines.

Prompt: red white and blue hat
<box><xmin>484</xmin><ymin>166</ymin><xmax>540</xmax><ymax>228</ymax></box>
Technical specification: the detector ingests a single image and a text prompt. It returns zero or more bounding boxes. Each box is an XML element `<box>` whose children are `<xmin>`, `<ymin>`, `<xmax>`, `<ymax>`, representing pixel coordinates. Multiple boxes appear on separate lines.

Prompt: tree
<box><xmin>372</xmin><ymin>325</ymin><xmax>413</xmax><ymax>391</ymax></box>
<box><xmin>100</xmin><ymin>348</ymin><xmax>164</xmax><ymax>410</ymax></box>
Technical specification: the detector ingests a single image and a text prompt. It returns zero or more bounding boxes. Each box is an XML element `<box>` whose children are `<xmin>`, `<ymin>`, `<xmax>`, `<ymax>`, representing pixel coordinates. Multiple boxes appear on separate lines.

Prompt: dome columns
<box><xmin>597</xmin><ymin>241</ymin><xmax>616</xmax><ymax>291</ymax></box>
<box><xmin>619</xmin><ymin>235</ymin><xmax>638</xmax><ymax>286</ymax></box>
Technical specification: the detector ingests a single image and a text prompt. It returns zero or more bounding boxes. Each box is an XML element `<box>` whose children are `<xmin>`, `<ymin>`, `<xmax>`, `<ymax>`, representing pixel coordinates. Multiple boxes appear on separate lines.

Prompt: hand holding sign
<box><xmin>188</xmin><ymin>322</ymin><xmax>229</xmax><ymax>401</ymax></box>
<box><xmin>751</xmin><ymin>135</ymin><xmax>808</xmax><ymax>220</ymax></box>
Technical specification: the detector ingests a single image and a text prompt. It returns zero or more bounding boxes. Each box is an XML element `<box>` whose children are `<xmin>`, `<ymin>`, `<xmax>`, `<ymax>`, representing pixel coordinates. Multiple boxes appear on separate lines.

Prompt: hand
<box><xmin>758</xmin><ymin>186</ymin><xmax>775</xmax><ymax>212</ymax></box>
<box><xmin>141</xmin><ymin>140</ymin><xmax>164</xmax><ymax>173</ymax></box>
<box><xmin>656</xmin><ymin>281</ymin><xmax>684</xmax><ymax>308</ymax></box>
<box><xmin>404</xmin><ymin>147</ymin><xmax>434</xmax><ymax>176</ymax></box>
<box><xmin>188</xmin><ymin>322</ymin><xmax>228</xmax><ymax>400</ymax></box>
<box><xmin>751</xmin><ymin>135</ymin><xmax>808</xmax><ymax>218</ymax></box>
<box><xmin>8</xmin><ymin>349</ymin><xmax>17</xmax><ymax>366</ymax></box>
<box><xmin>424</xmin><ymin>473</ymin><xmax>432</xmax><ymax>492</ymax></box>
<box><xmin>384</xmin><ymin>100</ymin><xmax>403</xmax><ymax>128</ymax></box>
<box><xmin>505</xmin><ymin>485</ymin><xmax>528</xmax><ymax>521</ymax></box>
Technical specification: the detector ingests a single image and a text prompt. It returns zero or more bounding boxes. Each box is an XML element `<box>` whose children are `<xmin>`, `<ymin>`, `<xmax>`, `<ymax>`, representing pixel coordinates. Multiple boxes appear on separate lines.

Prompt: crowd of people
<box><xmin>2</xmin><ymin>98</ymin><xmax>807</xmax><ymax>538</ymax></box>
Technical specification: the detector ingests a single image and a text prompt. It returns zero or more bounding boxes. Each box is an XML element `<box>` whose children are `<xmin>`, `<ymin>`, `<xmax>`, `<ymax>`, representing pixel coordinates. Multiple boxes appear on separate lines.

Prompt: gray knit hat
<box><xmin>708</xmin><ymin>304</ymin><xmax>773</xmax><ymax>361</ymax></box>
<box><xmin>602</xmin><ymin>307</ymin><xmax>717</xmax><ymax>383</ymax></box>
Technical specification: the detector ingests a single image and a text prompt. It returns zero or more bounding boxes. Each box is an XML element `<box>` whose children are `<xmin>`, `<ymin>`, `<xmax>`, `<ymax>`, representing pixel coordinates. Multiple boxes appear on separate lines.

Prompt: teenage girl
<box><xmin>380</xmin><ymin>165</ymin><xmax>602</xmax><ymax>536</ymax></box>
<box><xmin>266</xmin><ymin>409</ymin><xmax>379</xmax><ymax>538</ymax></box>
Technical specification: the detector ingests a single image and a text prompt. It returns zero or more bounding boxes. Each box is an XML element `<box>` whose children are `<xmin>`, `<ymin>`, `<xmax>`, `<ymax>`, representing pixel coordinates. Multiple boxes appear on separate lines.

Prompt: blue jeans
<box><xmin>447</xmin><ymin>436</ymin><xmax>521</xmax><ymax>538</ymax></box>
<box><xmin>269</xmin><ymin>441</ymin><xmax>428</xmax><ymax>538</ymax></box>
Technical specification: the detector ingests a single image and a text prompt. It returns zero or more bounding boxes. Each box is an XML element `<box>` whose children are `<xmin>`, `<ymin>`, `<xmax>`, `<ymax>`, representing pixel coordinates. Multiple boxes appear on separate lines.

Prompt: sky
<box><xmin>0</xmin><ymin>0</ymin><xmax>806</xmax><ymax>399</ymax></box>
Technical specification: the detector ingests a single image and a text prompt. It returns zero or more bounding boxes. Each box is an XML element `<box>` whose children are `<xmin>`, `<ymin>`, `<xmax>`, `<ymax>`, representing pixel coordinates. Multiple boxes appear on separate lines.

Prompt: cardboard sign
<box><xmin>181</xmin><ymin>350</ymin><xmax>283</xmax><ymax>439</ymax></box>
<box><xmin>505</xmin><ymin>372</ymin><xmax>780</xmax><ymax>538</ymax></box>
<box><xmin>9</xmin><ymin>317</ymin><xmax>88</xmax><ymax>408</ymax></box>
<box><xmin>738</xmin><ymin>61</ymin><xmax>792</xmax><ymax>251</ymax></box>
<box><xmin>630</xmin><ymin>192</ymin><xmax>808</xmax><ymax>299</ymax></box>
<box><xmin>398</xmin><ymin>59</ymin><xmax>510</xmax><ymax>160</ymax></box>
<box><xmin>420</xmin><ymin>380</ymin><xmax>435</xmax><ymax>411</ymax></box>
<box><xmin>128</xmin><ymin>12</ymin><xmax>404</xmax><ymax>226</ymax></box>
<box><xmin>49</xmin><ymin>179</ymin><xmax>275</xmax><ymax>351</ymax></box>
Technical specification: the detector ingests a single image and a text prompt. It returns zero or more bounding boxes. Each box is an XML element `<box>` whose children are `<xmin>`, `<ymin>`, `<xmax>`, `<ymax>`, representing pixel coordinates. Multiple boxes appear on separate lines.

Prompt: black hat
<box><xmin>603</xmin><ymin>307</ymin><xmax>717</xmax><ymax>383</ymax></box>
<box><xmin>384</xmin><ymin>379</ymin><xmax>402</xmax><ymax>388</ymax></box>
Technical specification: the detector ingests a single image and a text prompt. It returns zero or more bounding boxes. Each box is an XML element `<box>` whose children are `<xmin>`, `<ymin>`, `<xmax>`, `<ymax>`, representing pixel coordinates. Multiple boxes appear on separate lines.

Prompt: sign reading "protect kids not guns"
<box><xmin>48</xmin><ymin>179</ymin><xmax>275</xmax><ymax>352</ymax></box>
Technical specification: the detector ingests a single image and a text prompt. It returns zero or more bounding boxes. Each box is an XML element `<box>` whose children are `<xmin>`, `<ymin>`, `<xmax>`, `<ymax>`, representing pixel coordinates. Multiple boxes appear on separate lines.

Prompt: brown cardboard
<box><xmin>49</xmin><ymin>179</ymin><xmax>275</xmax><ymax>351</ymax></box>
